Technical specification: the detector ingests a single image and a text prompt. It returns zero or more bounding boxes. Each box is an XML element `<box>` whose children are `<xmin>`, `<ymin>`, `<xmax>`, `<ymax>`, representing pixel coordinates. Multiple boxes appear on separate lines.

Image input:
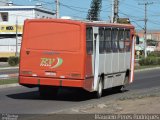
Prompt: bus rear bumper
<box><xmin>19</xmin><ymin>76</ymin><xmax>93</xmax><ymax>91</ymax></box>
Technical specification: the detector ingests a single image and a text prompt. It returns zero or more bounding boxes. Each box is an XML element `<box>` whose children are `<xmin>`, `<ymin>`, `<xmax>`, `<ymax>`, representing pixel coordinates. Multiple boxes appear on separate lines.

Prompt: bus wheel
<box><xmin>96</xmin><ymin>79</ymin><xmax>103</xmax><ymax>98</ymax></box>
<box><xmin>39</xmin><ymin>86</ymin><xmax>58</xmax><ymax>98</ymax></box>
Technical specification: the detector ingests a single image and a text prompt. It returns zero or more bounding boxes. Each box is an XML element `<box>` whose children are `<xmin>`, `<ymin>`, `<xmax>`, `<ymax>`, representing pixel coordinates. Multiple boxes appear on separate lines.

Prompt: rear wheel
<box><xmin>96</xmin><ymin>79</ymin><xmax>103</xmax><ymax>98</ymax></box>
<box><xmin>39</xmin><ymin>86</ymin><xmax>59</xmax><ymax>98</ymax></box>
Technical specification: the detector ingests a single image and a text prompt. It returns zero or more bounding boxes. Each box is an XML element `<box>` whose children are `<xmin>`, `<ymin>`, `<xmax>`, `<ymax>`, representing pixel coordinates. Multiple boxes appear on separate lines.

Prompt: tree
<box><xmin>87</xmin><ymin>0</ymin><xmax>102</xmax><ymax>21</ymax></box>
<box><xmin>117</xmin><ymin>18</ymin><xmax>131</xmax><ymax>24</ymax></box>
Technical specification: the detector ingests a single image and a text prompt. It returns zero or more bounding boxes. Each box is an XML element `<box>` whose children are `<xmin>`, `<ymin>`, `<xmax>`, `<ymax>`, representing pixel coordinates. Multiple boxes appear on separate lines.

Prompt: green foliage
<box><xmin>139</xmin><ymin>56</ymin><xmax>160</xmax><ymax>66</ymax></box>
<box><xmin>158</xmin><ymin>58</ymin><xmax>160</xmax><ymax>65</ymax></box>
<box><xmin>8</xmin><ymin>56</ymin><xmax>19</xmax><ymax>66</ymax></box>
<box><xmin>139</xmin><ymin>51</ymin><xmax>160</xmax><ymax>66</ymax></box>
<box><xmin>0</xmin><ymin>79</ymin><xmax>18</xmax><ymax>85</ymax></box>
<box><xmin>87</xmin><ymin>0</ymin><xmax>102</xmax><ymax>21</ymax></box>
<box><xmin>148</xmin><ymin>51</ymin><xmax>160</xmax><ymax>57</ymax></box>
<box><xmin>118</xmin><ymin>18</ymin><xmax>131</xmax><ymax>24</ymax></box>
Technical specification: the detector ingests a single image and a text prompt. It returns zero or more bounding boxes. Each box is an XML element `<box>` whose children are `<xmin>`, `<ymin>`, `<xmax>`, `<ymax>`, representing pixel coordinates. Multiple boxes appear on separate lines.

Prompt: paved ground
<box><xmin>0</xmin><ymin>68</ymin><xmax>18</xmax><ymax>79</ymax></box>
<box><xmin>0</xmin><ymin>69</ymin><xmax>160</xmax><ymax>114</ymax></box>
<box><xmin>0</xmin><ymin>62</ymin><xmax>10</xmax><ymax>68</ymax></box>
<box><xmin>60</xmin><ymin>87</ymin><xmax>160</xmax><ymax>114</ymax></box>
<box><xmin>0</xmin><ymin>62</ymin><xmax>19</xmax><ymax>79</ymax></box>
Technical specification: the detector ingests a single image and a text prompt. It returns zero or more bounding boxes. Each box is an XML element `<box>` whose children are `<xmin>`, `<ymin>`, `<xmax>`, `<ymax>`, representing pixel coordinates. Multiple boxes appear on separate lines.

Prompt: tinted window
<box><xmin>86</xmin><ymin>27</ymin><xmax>93</xmax><ymax>54</ymax></box>
<box><xmin>111</xmin><ymin>29</ymin><xmax>118</xmax><ymax>52</ymax></box>
<box><xmin>118</xmin><ymin>29</ymin><xmax>125</xmax><ymax>52</ymax></box>
<box><xmin>104</xmin><ymin>28</ymin><xmax>111</xmax><ymax>53</ymax></box>
<box><xmin>99</xmin><ymin>28</ymin><xmax>105</xmax><ymax>53</ymax></box>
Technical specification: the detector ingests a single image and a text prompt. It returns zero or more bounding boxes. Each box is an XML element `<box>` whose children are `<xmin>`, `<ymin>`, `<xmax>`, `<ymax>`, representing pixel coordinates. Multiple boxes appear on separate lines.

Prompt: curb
<box><xmin>135</xmin><ymin>67</ymin><xmax>160</xmax><ymax>72</ymax></box>
<box><xmin>0</xmin><ymin>73</ymin><xmax>18</xmax><ymax>78</ymax></box>
<box><xmin>0</xmin><ymin>67</ymin><xmax>19</xmax><ymax>70</ymax></box>
<box><xmin>0</xmin><ymin>83</ymin><xmax>20</xmax><ymax>89</ymax></box>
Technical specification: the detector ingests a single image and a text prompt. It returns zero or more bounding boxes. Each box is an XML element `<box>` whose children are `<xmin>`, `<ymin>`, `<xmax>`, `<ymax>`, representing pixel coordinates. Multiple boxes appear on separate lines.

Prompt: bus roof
<box><xmin>25</xmin><ymin>19</ymin><xmax>135</xmax><ymax>29</ymax></box>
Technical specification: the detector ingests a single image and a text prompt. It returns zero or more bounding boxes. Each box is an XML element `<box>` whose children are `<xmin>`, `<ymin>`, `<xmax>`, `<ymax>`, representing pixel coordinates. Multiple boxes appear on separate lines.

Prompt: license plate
<box><xmin>45</xmin><ymin>72</ymin><xmax>56</xmax><ymax>76</ymax></box>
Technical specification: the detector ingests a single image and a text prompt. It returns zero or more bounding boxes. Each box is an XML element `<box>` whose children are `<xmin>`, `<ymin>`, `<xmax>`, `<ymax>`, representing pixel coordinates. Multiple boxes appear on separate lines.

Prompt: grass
<box><xmin>0</xmin><ymin>78</ymin><xmax>18</xmax><ymax>85</ymax></box>
<box><xmin>0</xmin><ymin>66</ymin><xmax>10</xmax><ymax>69</ymax></box>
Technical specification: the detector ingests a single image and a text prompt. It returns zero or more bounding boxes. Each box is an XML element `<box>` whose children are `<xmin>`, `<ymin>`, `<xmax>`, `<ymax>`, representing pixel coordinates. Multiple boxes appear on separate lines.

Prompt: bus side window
<box><xmin>118</xmin><ymin>29</ymin><xmax>124</xmax><ymax>52</ymax></box>
<box><xmin>104</xmin><ymin>28</ymin><xmax>111</xmax><ymax>53</ymax></box>
<box><xmin>86</xmin><ymin>27</ymin><xmax>93</xmax><ymax>54</ymax></box>
<box><xmin>112</xmin><ymin>29</ymin><xmax>118</xmax><ymax>52</ymax></box>
<box><xmin>124</xmin><ymin>30</ymin><xmax>130</xmax><ymax>52</ymax></box>
<box><xmin>99</xmin><ymin>28</ymin><xmax>105</xmax><ymax>54</ymax></box>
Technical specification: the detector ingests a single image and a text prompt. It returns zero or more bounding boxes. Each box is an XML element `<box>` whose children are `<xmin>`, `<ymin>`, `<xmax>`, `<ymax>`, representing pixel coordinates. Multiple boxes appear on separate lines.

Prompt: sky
<box><xmin>11</xmin><ymin>0</ymin><xmax>160</xmax><ymax>30</ymax></box>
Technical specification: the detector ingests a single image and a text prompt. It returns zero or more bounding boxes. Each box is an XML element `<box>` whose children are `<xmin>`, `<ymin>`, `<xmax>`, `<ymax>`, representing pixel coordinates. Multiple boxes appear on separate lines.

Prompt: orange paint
<box><xmin>19</xmin><ymin>19</ymin><xmax>135</xmax><ymax>91</ymax></box>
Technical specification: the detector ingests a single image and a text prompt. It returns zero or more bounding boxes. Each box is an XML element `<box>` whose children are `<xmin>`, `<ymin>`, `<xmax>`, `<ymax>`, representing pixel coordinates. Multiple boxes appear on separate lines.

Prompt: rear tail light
<box><xmin>70</xmin><ymin>73</ymin><xmax>81</xmax><ymax>78</ymax></box>
<box><xmin>21</xmin><ymin>71</ymin><xmax>38</xmax><ymax>77</ymax></box>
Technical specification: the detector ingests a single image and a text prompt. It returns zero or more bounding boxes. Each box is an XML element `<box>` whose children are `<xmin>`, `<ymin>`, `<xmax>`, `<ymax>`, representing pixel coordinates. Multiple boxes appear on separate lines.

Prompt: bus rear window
<box><xmin>25</xmin><ymin>21</ymin><xmax>81</xmax><ymax>51</ymax></box>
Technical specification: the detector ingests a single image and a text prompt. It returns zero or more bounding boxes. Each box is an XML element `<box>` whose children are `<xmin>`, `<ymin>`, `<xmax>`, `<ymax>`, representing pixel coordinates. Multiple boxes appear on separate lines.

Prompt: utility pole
<box><xmin>111</xmin><ymin>0</ymin><xmax>114</xmax><ymax>23</ymax></box>
<box><xmin>15</xmin><ymin>16</ymin><xmax>18</xmax><ymax>57</ymax></box>
<box><xmin>112</xmin><ymin>0</ymin><xmax>119</xmax><ymax>23</ymax></box>
<box><xmin>55</xmin><ymin>0</ymin><xmax>59</xmax><ymax>18</ymax></box>
<box><xmin>139</xmin><ymin>2</ymin><xmax>153</xmax><ymax>58</ymax></box>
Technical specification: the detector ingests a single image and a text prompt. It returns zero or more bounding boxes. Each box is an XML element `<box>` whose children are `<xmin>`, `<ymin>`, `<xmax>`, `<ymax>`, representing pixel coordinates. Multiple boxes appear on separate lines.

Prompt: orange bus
<box><xmin>19</xmin><ymin>19</ymin><xmax>137</xmax><ymax>98</ymax></box>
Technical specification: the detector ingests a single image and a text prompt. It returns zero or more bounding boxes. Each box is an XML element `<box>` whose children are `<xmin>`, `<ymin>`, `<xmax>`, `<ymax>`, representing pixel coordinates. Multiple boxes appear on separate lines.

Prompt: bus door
<box><xmin>93</xmin><ymin>27</ymin><xmax>100</xmax><ymax>91</ymax></box>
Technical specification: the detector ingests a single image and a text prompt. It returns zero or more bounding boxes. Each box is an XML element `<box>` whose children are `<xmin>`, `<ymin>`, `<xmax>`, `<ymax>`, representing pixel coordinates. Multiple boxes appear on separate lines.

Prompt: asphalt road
<box><xmin>0</xmin><ymin>69</ymin><xmax>160</xmax><ymax>114</ymax></box>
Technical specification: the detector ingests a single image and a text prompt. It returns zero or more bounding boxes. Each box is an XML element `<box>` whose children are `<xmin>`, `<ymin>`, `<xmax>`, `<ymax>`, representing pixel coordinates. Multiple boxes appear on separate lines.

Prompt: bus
<box><xmin>19</xmin><ymin>19</ymin><xmax>138</xmax><ymax>98</ymax></box>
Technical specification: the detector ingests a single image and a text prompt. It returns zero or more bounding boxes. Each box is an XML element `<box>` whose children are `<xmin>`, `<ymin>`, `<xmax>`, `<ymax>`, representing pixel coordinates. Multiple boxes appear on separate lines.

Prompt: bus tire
<box><xmin>39</xmin><ymin>86</ymin><xmax>58</xmax><ymax>98</ymax></box>
<box><xmin>96</xmin><ymin>78</ymin><xmax>103</xmax><ymax>98</ymax></box>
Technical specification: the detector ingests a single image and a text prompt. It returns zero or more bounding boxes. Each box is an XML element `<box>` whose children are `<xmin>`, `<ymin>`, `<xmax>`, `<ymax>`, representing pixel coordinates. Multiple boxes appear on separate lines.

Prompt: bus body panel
<box><xmin>85</xmin><ymin>24</ymin><xmax>135</xmax><ymax>91</ymax></box>
<box><xmin>19</xmin><ymin>19</ymin><xmax>88</xmax><ymax>90</ymax></box>
<box><xmin>20</xmin><ymin>50</ymin><xmax>84</xmax><ymax>78</ymax></box>
<box><xmin>92</xmin><ymin>52</ymin><xmax>131</xmax><ymax>89</ymax></box>
<box><xmin>19</xmin><ymin>19</ymin><xmax>135</xmax><ymax>93</ymax></box>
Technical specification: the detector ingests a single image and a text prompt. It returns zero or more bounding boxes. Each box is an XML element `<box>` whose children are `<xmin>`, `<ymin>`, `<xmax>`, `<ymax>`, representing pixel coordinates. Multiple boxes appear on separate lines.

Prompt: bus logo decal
<box><xmin>51</xmin><ymin>58</ymin><xmax>63</xmax><ymax>69</ymax></box>
<box><xmin>40</xmin><ymin>57</ymin><xmax>63</xmax><ymax>68</ymax></box>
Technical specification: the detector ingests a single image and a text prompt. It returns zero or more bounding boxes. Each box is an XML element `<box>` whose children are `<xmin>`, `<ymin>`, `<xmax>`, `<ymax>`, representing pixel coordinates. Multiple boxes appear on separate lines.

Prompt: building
<box><xmin>137</xmin><ymin>30</ymin><xmax>160</xmax><ymax>52</ymax></box>
<box><xmin>0</xmin><ymin>2</ymin><xmax>55</xmax><ymax>58</ymax></box>
<box><xmin>0</xmin><ymin>0</ymin><xmax>9</xmax><ymax>6</ymax></box>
